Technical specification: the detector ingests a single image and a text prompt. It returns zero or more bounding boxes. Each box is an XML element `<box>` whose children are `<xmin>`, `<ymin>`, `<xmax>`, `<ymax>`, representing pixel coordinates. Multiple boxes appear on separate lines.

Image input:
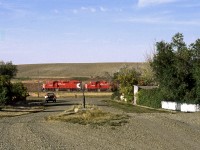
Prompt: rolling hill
<box><xmin>16</xmin><ymin>62</ymin><xmax>145</xmax><ymax>80</ymax></box>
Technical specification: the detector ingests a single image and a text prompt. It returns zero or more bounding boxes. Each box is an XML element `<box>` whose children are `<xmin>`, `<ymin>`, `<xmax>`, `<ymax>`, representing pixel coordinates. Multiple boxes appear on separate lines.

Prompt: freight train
<box><xmin>42</xmin><ymin>80</ymin><xmax>110</xmax><ymax>92</ymax></box>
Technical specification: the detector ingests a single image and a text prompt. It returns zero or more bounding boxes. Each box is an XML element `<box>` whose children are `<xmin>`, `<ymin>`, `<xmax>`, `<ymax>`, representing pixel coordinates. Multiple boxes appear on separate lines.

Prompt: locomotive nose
<box><xmin>76</xmin><ymin>83</ymin><xmax>81</xmax><ymax>89</ymax></box>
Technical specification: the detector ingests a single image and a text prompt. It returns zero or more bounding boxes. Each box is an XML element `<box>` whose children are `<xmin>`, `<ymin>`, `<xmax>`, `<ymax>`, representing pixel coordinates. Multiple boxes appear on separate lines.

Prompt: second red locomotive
<box><xmin>84</xmin><ymin>81</ymin><xmax>110</xmax><ymax>91</ymax></box>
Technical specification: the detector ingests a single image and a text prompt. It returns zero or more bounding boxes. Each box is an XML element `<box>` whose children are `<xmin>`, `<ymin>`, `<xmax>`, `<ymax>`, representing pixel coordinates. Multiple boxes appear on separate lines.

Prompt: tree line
<box><xmin>112</xmin><ymin>33</ymin><xmax>200</xmax><ymax>106</ymax></box>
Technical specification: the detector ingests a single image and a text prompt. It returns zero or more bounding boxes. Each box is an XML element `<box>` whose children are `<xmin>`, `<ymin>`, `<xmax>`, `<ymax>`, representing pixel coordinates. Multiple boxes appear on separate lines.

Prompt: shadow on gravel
<box><xmin>96</xmin><ymin>104</ymin><xmax>109</xmax><ymax>107</ymax></box>
<box><xmin>43</xmin><ymin>110</ymin><xmax>66</xmax><ymax>112</ymax></box>
<box><xmin>44</xmin><ymin>102</ymin><xmax>80</xmax><ymax>107</ymax></box>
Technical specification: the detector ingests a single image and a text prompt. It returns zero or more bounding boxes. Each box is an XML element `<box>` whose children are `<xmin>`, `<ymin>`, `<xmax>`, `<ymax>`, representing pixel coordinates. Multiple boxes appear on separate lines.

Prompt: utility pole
<box><xmin>37</xmin><ymin>71</ymin><xmax>40</xmax><ymax>98</ymax></box>
<box><xmin>82</xmin><ymin>82</ymin><xmax>86</xmax><ymax>108</ymax></box>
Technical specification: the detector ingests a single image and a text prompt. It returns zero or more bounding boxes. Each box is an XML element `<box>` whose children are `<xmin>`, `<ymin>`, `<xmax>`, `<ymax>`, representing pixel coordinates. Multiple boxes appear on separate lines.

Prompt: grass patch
<box><xmin>103</xmin><ymin>100</ymin><xmax>168</xmax><ymax>113</ymax></box>
<box><xmin>46</xmin><ymin>105</ymin><xmax>129</xmax><ymax>126</ymax></box>
<box><xmin>0</xmin><ymin>111</ymin><xmax>30</xmax><ymax>118</ymax></box>
<box><xmin>0</xmin><ymin>106</ymin><xmax>44</xmax><ymax>118</ymax></box>
<box><xmin>27</xmin><ymin>92</ymin><xmax>112</xmax><ymax>98</ymax></box>
<box><xmin>0</xmin><ymin>101</ymin><xmax>44</xmax><ymax>118</ymax></box>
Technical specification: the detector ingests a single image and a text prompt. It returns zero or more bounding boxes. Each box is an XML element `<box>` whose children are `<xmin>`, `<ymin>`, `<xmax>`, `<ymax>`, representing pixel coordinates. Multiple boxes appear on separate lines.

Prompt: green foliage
<box><xmin>111</xmin><ymin>90</ymin><xmax>120</xmax><ymax>100</ymax></box>
<box><xmin>112</xmin><ymin>66</ymin><xmax>140</xmax><ymax>102</ymax></box>
<box><xmin>0</xmin><ymin>87</ymin><xmax>9</xmax><ymax>105</ymax></box>
<box><xmin>0</xmin><ymin>61</ymin><xmax>28</xmax><ymax>105</ymax></box>
<box><xmin>150</xmin><ymin>33</ymin><xmax>200</xmax><ymax>103</ymax></box>
<box><xmin>139</xmin><ymin>63</ymin><xmax>156</xmax><ymax>86</ymax></box>
<box><xmin>151</xmin><ymin>40</ymin><xmax>177</xmax><ymax>100</ymax></box>
<box><xmin>0</xmin><ymin>61</ymin><xmax>17</xmax><ymax>79</ymax></box>
<box><xmin>137</xmin><ymin>88</ymin><xmax>163</xmax><ymax>108</ymax></box>
<box><xmin>190</xmin><ymin>39</ymin><xmax>200</xmax><ymax>103</ymax></box>
<box><xmin>103</xmin><ymin>99</ymin><xmax>167</xmax><ymax>113</ymax></box>
<box><xmin>12</xmin><ymin>82</ymin><xmax>28</xmax><ymax>103</ymax></box>
<box><xmin>0</xmin><ymin>76</ymin><xmax>12</xmax><ymax>104</ymax></box>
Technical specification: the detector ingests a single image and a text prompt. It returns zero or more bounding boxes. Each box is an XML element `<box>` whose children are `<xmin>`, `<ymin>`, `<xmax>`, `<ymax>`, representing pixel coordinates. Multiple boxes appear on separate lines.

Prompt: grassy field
<box><xmin>103</xmin><ymin>100</ymin><xmax>168</xmax><ymax>113</ymax></box>
<box><xmin>28</xmin><ymin>91</ymin><xmax>112</xmax><ymax>99</ymax></box>
<box><xmin>16</xmin><ymin>62</ymin><xmax>144</xmax><ymax>79</ymax></box>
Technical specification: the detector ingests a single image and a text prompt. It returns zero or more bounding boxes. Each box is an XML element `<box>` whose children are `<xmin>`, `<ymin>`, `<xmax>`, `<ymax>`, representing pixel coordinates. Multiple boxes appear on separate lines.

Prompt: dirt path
<box><xmin>1</xmin><ymin>98</ymin><xmax>200</xmax><ymax>150</ymax></box>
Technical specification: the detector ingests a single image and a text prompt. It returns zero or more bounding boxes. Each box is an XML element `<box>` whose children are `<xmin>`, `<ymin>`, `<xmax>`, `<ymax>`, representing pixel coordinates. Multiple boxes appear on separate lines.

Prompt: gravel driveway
<box><xmin>1</xmin><ymin>98</ymin><xmax>200</xmax><ymax>150</ymax></box>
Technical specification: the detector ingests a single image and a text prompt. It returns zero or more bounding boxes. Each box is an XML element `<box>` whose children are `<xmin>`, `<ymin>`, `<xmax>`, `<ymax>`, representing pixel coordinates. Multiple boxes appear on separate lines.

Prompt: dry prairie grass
<box><xmin>28</xmin><ymin>91</ymin><xmax>112</xmax><ymax>98</ymax></box>
<box><xmin>16</xmin><ymin>62</ymin><xmax>144</xmax><ymax>79</ymax></box>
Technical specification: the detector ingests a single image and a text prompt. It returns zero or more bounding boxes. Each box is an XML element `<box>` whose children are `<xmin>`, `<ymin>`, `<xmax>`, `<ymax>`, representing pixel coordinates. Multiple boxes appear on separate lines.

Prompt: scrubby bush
<box><xmin>112</xmin><ymin>66</ymin><xmax>139</xmax><ymax>102</ymax></box>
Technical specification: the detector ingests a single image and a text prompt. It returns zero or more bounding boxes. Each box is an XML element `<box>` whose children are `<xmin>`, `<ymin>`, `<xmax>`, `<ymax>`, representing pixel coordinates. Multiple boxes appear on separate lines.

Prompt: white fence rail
<box><xmin>161</xmin><ymin>101</ymin><xmax>181</xmax><ymax>111</ymax></box>
<box><xmin>180</xmin><ymin>103</ymin><xmax>200</xmax><ymax>112</ymax></box>
<box><xmin>161</xmin><ymin>101</ymin><xmax>200</xmax><ymax>112</ymax></box>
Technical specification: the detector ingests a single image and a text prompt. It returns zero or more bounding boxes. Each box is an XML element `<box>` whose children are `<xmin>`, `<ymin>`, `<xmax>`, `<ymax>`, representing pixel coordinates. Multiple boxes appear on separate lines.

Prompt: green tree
<box><xmin>112</xmin><ymin>66</ymin><xmax>139</xmax><ymax>102</ymax></box>
<box><xmin>190</xmin><ymin>39</ymin><xmax>200</xmax><ymax>103</ymax></box>
<box><xmin>151</xmin><ymin>40</ymin><xmax>177</xmax><ymax>100</ymax></box>
<box><xmin>173</xmin><ymin>33</ymin><xmax>194</xmax><ymax>102</ymax></box>
<box><xmin>0</xmin><ymin>76</ymin><xmax>12</xmax><ymax>104</ymax></box>
<box><xmin>0</xmin><ymin>61</ymin><xmax>28</xmax><ymax>105</ymax></box>
<box><xmin>151</xmin><ymin>33</ymin><xmax>196</xmax><ymax>102</ymax></box>
<box><xmin>0</xmin><ymin>61</ymin><xmax>17</xmax><ymax>79</ymax></box>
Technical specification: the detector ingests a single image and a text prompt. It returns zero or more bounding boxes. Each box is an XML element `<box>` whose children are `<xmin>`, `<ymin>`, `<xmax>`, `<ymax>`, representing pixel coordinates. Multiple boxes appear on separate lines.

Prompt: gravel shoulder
<box><xmin>1</xmin><ymin>98</ymin><xmax>200</xmax><ymax>150</ymax></box>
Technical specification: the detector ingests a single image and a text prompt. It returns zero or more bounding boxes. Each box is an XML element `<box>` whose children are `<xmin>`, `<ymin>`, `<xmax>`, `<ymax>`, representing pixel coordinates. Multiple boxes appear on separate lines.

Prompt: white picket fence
<box><xmin>161</xmin><ymin>101</ymin><xmax>200</xmax><ymax>112</ymax></box>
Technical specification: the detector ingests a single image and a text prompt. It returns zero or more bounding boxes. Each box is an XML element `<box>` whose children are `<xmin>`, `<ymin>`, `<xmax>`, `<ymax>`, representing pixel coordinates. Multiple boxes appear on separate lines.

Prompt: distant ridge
<box><xmin>16</xmin><ymin>62</ymin><xmax>145</xmax><ymax>79</ymax></box>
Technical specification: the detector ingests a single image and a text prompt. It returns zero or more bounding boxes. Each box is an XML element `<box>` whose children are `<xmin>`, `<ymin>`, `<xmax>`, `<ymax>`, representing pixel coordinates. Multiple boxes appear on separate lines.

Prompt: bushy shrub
<box><xmin>0</xmin><ymin>61</ymin><xmax>17</xmax><ymax>79</ymax></box>
<box><xmin>12</xmin><ymin>82</ymin><xmax>28</xmax><ymax>104</ymax></box>
<box><xmin>0</xmin><ymin>76</ymin><xmax>12</xmax><ymax>105</ymax></box>
<box><xmin>0</xmin><ymin>61</ymin><xmax>28</xmax><ymax>105</ymax></box>
<box><xmin>0</xmin><ymin>87</ymin><xmax>9</xmax><ymax>105</ymax></box>
<box><xmin>137</xmin><ymin>88</ymin><xmax>163</xmax><ymax>108</ymax></box>
<box><xmin>112</xmin><ymin>66</ymin><xmax>139</xmax><ymax>102</ymax></box>
<box><xmin>111</xmin><ymin>90</ymin><xmax>121</xmax><ymax>100</ymax></box>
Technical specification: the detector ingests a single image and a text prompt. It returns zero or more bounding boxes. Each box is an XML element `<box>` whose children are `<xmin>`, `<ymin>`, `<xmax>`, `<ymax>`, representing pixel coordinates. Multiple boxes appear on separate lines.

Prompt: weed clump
<box><xmin>47</xmin><ymin>105</ymin><xmax>129</xmax><ymax>126</ymax></box>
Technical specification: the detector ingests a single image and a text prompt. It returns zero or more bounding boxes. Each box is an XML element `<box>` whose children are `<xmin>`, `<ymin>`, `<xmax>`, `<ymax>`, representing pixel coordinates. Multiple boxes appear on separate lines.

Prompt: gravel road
<box><xmin>1</xmin><ymin>98</ymin><xmax>200</xmax><ymax>150</ymax></box>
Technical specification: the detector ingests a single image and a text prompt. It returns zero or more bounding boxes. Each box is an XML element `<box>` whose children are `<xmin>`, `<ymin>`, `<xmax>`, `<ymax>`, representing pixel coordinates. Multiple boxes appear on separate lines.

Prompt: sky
<box><xmin>1</xmin><ymin>0</ymin><xmax>200</xmax><ymax>64</ymax></box>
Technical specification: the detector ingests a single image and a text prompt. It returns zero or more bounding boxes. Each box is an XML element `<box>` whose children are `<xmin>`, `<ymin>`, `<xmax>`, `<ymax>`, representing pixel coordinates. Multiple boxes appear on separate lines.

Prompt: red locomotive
<box><xmin>42</xmin><ymin>80</ymin><xmax>81</xmax><ymax>91</ymax></box>
<box><xmin>42</xmin><ymin>80</ymin><xmax>110</xmax><ymax>92</ymax></box>
<box><xmin>84</xmin><ymin>81</ymin><xmax>110</xmax><ymax>91</ymax></box>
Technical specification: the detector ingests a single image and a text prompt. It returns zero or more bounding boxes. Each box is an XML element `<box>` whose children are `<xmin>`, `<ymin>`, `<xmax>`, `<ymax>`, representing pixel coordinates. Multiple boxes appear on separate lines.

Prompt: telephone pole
<box><xmin>82</xmin><ymin>82</ymin><xmax>86</xmax><ymax>108</ymax></box>
<box><xmin>37</xmin><ymin>71</ymin><xmax>40</xmax><ymax>98</ymax></box>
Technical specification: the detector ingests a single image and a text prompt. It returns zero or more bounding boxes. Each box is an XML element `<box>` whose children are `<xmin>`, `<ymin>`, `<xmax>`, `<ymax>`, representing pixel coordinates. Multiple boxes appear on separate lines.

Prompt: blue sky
<box><xmin>0</xmin><ymin>0</ymin><xmax>200</xmax><ymax>64</ymax></box>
